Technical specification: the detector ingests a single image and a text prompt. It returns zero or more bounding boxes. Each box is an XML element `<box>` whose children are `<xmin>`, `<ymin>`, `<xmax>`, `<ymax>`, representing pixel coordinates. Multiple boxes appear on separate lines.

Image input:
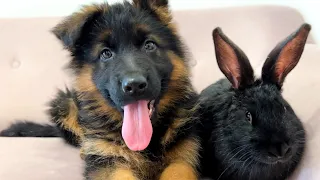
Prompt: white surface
<box><xmin>0</xmin><ymin>0</ymin><xmax>319</xmax><ymax>42</ymax></box>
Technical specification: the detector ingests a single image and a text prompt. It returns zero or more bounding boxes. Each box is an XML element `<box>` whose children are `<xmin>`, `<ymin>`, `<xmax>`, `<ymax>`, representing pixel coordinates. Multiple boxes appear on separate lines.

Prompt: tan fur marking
<box><xmin>153</xmin><ymin>6</ymin><xmax>171</xmax><ymax>25</ymax></box>
<box><xmin>57</xmin><ymin>99</ymin><xmax>83</xmax><ymax>138</ymax></box>
<box><xmin>89</xmin><ymin>167</ymin><xmax>137</xmax><ymax>180</ymax></box>
<box><xmin>91</xmin><ymin>43</ymin><xmax>104</xmax><ymax>60</ymax></box>
<box><xmin>88</xmin><ymin>167</ymin><xmax>112</xmax><ymax>180</ymax></box>
<box><xmin>167</xmin><ymin>52</ymin><xmax>189</xmax><ymax>80</ymax></box>
<box><xmin>75</xmin><ymin>65</ymin><xmax>122</xmax><ymax>121</ymax></box>
<box><xmin>135</xmin><ymin>24</ymin><xmax>150</xmax><ymax>33</ymax></box>
<box><xmin>158</xmin><ymin>52</ymin><xmax>191</xmax><ymax>114</ymax></box>
<box><xmin>132</xmin><ymin>0</ymin><xmax>141</xmax><ymax>8</ymax></box>
<box><xmin>149</xmin><ymin>34</ymin><xmax>166</xmax><ymax>46</ymax></box>
<box><xmin>98</xmin><ymin>29</ymin><xmax>112</xmax><ymax>41</ymax></box>
<box><xmin>135</xmin><ymin>24</ymin><xmax>169</xmax><ymax>46</ymax></box>
<box><xmin>152</xmin><ymin>5</ymin><xmax>178</xmax><ymax>34</ymax></box>
<box><xmin>159</xmin><ymin>162</ymin><xmax>198</xmax><ymax>180</ymax></box>
<box><xmin>159</xmin><ymin>138</ymin><xmax>200</xmax><ymax>178</ymax></box>
<box><xmin>91</xmin><ymin>30</ymin><xmax>112</xmax><ymax>57</ymax></box>
<box><xmin>75</xmin><ymin>66</ymin><xmax>96</xmax><ymax>92</ymax></box>
<box><xmin>109</xmin><ymin>168</ymin><xmax>138</xmax><ymax>180</ymax></box>
<box><xmin>165</xmin><ymin>137</ymin><xmax>200</xmax><ymax>168</ymax></box>
<box><xmin>167</xmin><ymin>22</ymin><xmax>178</xmax><ymax>35</ymax></box>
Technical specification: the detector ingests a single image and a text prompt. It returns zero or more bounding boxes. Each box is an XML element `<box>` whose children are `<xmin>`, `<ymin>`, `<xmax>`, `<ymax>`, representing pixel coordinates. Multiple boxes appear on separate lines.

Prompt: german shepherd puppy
<box><xmin>0</xmin><ymin>0</ymin><xmax>201</xmax><ymax>179</ymax></box>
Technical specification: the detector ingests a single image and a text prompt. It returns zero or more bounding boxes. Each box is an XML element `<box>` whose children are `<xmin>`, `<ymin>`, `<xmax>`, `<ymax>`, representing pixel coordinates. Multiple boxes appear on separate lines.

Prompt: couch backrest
<box><xmin>0</xmin><ymin>5</ymin><xmax>317</xmax><ymax>128</ymax></box>
<box><xmin>173</xmin><ymin>6</ymin><xmax>315</xmax><ymax>91</ymax></box>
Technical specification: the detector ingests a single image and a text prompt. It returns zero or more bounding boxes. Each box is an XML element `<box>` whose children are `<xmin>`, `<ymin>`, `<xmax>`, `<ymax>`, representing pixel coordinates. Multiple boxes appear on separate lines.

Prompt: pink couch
<box><xmin>0</xmin><ymin>5</ymin><xmax>319</xmax><ymax>180</ymax></box>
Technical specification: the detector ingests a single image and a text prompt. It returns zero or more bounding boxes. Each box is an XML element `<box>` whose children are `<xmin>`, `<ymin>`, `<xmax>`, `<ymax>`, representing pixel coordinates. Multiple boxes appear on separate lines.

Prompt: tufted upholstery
<box><xmin>0</xmin><ymin>5</ymin><xmax>319</xmax><ymax>180</ymax></box>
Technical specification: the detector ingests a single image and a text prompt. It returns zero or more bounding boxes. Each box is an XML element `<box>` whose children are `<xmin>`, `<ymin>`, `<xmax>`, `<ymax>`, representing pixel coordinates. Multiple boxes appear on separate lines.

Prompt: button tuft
<box><xmin>11</xmin><ymin>59</ymin><xmax>21</xmax><ymax>68</ymax></box>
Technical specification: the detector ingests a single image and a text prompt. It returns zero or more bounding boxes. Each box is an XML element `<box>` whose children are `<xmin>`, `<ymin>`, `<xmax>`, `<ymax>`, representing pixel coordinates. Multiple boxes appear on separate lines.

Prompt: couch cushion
<box><xmin>0</xmin><ymin>138</ymin><xmax>83</xmax><ymax>180</ymax></box>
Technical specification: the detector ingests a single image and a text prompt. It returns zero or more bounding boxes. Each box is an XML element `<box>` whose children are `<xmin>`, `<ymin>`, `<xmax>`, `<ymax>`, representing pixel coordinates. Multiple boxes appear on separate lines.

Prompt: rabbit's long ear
<box><xmin>212</xmin><ymin>27</ymin><xmax>254</xmax><ymax>89</ymax></box>
<box><xmin>262</xmin><ymin>23</ymin><xmax>311</xmax><ymax>88</ymax></box>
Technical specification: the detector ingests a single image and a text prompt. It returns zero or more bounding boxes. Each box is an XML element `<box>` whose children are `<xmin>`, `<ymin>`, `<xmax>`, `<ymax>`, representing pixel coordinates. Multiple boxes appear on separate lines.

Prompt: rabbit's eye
<box><xmin>246</xmin><ymin>111</ymin><xmax>252</xmax><ymax>124</ymax></box>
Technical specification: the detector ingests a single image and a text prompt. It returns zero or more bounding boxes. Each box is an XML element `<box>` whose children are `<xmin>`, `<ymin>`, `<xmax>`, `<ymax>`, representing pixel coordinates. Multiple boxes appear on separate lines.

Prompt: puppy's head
<box><xmin>52</xmin><ymin>0</ymin><xmax>190</xmax><ymax>151</ymax></box>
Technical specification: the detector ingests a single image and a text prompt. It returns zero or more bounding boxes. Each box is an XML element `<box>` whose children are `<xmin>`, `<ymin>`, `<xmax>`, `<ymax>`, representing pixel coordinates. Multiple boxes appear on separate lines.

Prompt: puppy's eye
<box><xmin>144</xmin><ymin>40</ymin><xmax>157</xmax><ymax>52</ymax></box>
<box><xmin>246</xmin><ymin>111</ymin><xmax>252</xmax><ymax>124</ymax></box>
<box><xmin>100</xmin><ymin>48</ymin><xmax>113</xmax><ymax>61</ymax></box>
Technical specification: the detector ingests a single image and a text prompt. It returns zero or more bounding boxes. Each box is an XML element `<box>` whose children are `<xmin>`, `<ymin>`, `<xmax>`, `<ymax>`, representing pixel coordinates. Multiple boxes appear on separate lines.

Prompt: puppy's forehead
<box><xmin>99</xmin><ymin>5</ymin><xmax>158</xmax><ymax>31</ymax></box>
<box><xmin>92</xmin><ymin>8</ymin><xmax>166</xmax><ymax>43</ymax></box>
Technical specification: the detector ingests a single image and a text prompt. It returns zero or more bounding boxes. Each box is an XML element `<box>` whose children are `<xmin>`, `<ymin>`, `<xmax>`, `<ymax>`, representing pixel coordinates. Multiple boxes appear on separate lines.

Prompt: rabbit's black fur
<box><xmin>198</xmin><ymin>24</ymin><xmax>311</xmax><ymax>180</ymax></box>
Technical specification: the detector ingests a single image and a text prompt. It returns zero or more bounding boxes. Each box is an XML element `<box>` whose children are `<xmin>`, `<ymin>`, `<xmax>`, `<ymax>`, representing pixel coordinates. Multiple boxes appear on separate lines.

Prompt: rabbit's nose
<box><xmin>268</xmin><ymin>142</ymin><xmax>291</xmax><ymax>158</ymax></box>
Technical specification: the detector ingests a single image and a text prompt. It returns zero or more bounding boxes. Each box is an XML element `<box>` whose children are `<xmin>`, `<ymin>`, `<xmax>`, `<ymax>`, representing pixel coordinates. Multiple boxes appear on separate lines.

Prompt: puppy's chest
<box><xmin>82</xmin><ymin>139</ymin><xmax>174</xmax><ymax>179</ymax></box>
<box><xmin>79</xmin><ymin>105</ymin><xmax>189</xmax><ymax>175</ymax></box>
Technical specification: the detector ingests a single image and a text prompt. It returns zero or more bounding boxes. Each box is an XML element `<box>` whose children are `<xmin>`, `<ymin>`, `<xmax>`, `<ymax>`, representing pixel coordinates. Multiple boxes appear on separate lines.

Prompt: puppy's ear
<box><xmin>133</xmin><ymin>0</ymin><xmax>171</xmax><ymax>24</ymax></box>
<box><xmin>212</xmin><ymin>27</ymin><xmax>254</xmax><ymax>89</ymax></box>
<box><xmin>52</xmin><ymin>4</ymin><xmax>107</xmax><ymax>50</ymax></box>
<box><xmin>262</xmin><ymin>23</ymin><xmax>311</xmax><ymax>88</ymax></box>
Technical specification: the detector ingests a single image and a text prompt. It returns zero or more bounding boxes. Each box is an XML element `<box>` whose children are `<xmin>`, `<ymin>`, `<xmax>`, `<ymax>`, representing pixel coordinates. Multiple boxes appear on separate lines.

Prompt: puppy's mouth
<box><xmin>148</xmin><ymin>100</ymin><xmax>156</xmax><ymax>117</ymax></box>
<box><xmin>121</xmin><ymin>99</ymin><xmax>155</xmax><ymax>118</ymax></box>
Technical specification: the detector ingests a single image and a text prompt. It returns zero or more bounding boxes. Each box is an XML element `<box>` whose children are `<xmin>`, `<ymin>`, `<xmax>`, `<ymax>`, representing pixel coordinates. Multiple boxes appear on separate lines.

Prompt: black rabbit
<box><xmin>198</xmin><ymin>23</ymin><xmax>311</xmax><ymax>180</ymax></box>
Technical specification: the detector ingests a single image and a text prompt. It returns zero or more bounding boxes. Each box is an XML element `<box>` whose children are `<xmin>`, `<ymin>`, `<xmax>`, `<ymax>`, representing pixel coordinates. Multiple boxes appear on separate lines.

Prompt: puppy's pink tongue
<box><xmin>122</xmin><ymin>100</ymin><xmax>153</xmax><ymax>151</ymax></box>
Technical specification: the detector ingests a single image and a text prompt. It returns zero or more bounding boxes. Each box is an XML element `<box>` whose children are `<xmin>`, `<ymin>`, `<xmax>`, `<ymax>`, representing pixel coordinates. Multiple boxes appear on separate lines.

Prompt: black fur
<box><xmin>0</xmin><ymin>121</ymin><xmax>60</xmax><ymax>137</ymax></box>
<box><xmin>198</xmin><ymin>24</ymin><xmax>310</xmax><ymax>180</ymax></box>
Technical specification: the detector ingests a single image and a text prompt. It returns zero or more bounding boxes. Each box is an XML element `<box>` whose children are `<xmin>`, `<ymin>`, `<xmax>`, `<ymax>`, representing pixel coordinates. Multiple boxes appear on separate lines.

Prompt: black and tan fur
<box><xmin>0</xmin><ymin>0</ymin><xmax>201</xmax><ymax>179</ymax></box>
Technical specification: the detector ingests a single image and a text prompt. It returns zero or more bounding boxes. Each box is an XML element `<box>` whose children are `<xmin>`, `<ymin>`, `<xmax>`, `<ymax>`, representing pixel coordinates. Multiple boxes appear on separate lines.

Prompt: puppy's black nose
<box><xmin>122</xmin><ymin>74</ymin><xmax>148</xmax><ymax>96</ymax></box>
<box><xmin>268</xmin><ymin>142</ymin><xmax>291</xmax><ymax>158</ymax></box>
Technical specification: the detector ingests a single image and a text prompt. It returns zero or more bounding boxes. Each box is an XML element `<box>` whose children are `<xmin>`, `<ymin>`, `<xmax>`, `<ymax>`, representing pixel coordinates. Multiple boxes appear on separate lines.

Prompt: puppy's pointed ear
<box><xmin>262</xmin><ymin>23</ymin><xmax>311</xmax><ymax>88</ymax></box>
<box><xmin>133</xmin><ymin>0</ymin><xmax>171</xmax><ymax>24</ymax></box>
<box><xmin>52</xmin><ymin>4</ymin><xmax>107</xmax><ymax>50</ymax></box>
<box><xmin>212</xmin><ymin>27</ymin><xmax>254</xmax><ymax>89</ymax></box>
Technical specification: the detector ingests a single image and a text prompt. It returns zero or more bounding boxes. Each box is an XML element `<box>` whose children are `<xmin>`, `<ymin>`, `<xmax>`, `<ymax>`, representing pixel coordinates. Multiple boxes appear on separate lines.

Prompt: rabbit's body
<box><xmin>198</xmin><ymin>24</ymin><xmax>311</xmax><ymax>180</ymax></box>
<box><xmin>199</xmin><ymin>79</ymin><xmax>305</xmax><ymax>180</ymax></box>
